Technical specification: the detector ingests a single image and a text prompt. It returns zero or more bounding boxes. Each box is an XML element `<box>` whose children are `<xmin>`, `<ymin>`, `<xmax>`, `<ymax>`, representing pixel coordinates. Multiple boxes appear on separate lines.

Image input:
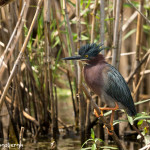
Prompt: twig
<box><xmin>140</xmin><ymin>70</ymin><xmax>150</xmax><ymax>75</ymax></box>
<box><xmin>106</xmin><ymin>52</ymin><xmax>136</xmax><ymax>59</ymax></box>
<box><xmin>127</xmin><ymin>50</ymin><xmax>150</xmax><ymax>84</ymax></box>
<box><xmin>132</xmin><ymin>125</ymin><xmax>144</xmax><ymax>141</ymax></box>
<box><xmin>19</xmin><ymin>127</ymin><xmax>24</xmax><ymax>149</ymax></box>
<box><xmin>133</xmin><ymin>55</ymin><xmax>150</xmax><ymax>98</ymax></box>
<box><xmin>122</xmin><ymin>11</ymin><xmax>138</xmax><ymax>32</ymax></box>
<box><xmin>126</xmin><ymin>0</ymin><xmax>150</xmax><ymax>25</ymax></box>
<box><xmin>57</xmin><ymin>118</ymin><xmax>70</xmax><ymax>133</ymax></box>
<box><xmin>23</xmin><ymin>111</ymin><xmax>39</xmax><ymax>126</ymax></box>
<box><xmin>72</xmin><ymin>2</ymin><xmax>97</xmax><ymax>23</ymax></box>
<box><xmin>0</xmin><ymin>0</ymin><xmax>44</xmax><ymax>110</ymax></box>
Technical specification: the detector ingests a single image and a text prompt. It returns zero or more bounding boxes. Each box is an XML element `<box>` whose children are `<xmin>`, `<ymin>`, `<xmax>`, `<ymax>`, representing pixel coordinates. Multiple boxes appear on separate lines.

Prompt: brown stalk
<box><xmin>63</xmin><ymin>0</ymin><xmax>78</xmax><ymax>84</ymax></box>
<box><xmin>76</xmin><ymin>0</ymin><xmax>86</xmax><ymax>143</ymax></box>
<box><xmin>44</xmin><ymin>0</ymin><xmax>56</xmax><ymax>137</ymax></box>
<box><xmin>100</xmin><ymin>0</ymin><xmax>105</xmax><ymax>55</ymax></box>
<box><xmin>112</xmin><ymin>0</ymin><xmax>122</xmax><ymax>137</ymax></box>
<box><xmin>51</xmin><ymin>0</ymin><xmax>68</xmax><ymax>57</ymax></box>
<box><xmin>90</xmin><ymin>0</ymin><xmax>98</xmax><ymax>43</ymax></box>
<box><xmin>19</xmin><ymin>126</ymin><xmax>24</xmax><ymax>147</ymax></box>
<box><xmin>95</xmin><ymin>0</ymin><xmax>105</xmax><ymax>139</ymax></box>
<box><xmin>67</xmin><ymin>71</ymin><xmax>78</xmax><ymax>128</ymax></box>
<box><xmin>54</xmin><ymin>85</ymin><xmax>59</xmax><ymax>134</ymax></box>
<box><xmin>62</xmin><ymin>0</ymin><xmax>79</xmax><ymax>132</ymax></box>
<box><xmin>43</xmin><ymin>0</ymin><xmax>50</xmax><ymax>130</ymax></box>
<box><xmin>0</xmin><ymin>0</ymin><xmax>44</xmax><ymax>110</ymax></box>
<box><xmin>85</xmin><ymin>98</ymin><xmax>91</xmax><ymax>138</ymax></box>
<box><xmin>112</xmin><ymin>0</ymin><xmax>121</xmax><ymax>69</ymax></box>
<box><xmin>63</xmin><ymin>0</ymin><xmax>76</xmax><ymax>55</ymax></box>
<box><xmin>117</xmin><ymin>1</ymin><xmax>123</xmax><ymax>70</ymax></box>
<box><xmin>134</xmin><ymin>0</ymin><xmax>144</xmax><ymax>109</ymax></box>
<box><xmin>49</xmin><ymin>66</ymin><xmax>55</xmax><ymax>137</ymax></box>
<box><xmin>14</xmin><ymin>75</ymin><xmax>24</xmax><ymax>125</ymax></box>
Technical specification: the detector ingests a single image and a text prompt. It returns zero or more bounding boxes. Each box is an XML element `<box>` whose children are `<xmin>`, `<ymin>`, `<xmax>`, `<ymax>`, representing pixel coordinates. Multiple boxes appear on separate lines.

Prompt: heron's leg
<box><xmin>103</xmin><ymin>110</ymin><xmax>115</xmax><ymax>135</ymax></box>
<box><xmin>94</xmin><ymin>102</ymin><xmax>119</xmax><ymax>117</ymax></box>
<box><xmin>94</xmin><ymin>102</ymin><xmax>119</xmax><ymax>135</ymax></box>
<box><xmin>110</xmin><ymin>110</ymin><xmax>115</xmax><ymax>131</ymax></box>
<box><xmin>101</xmin><ymin>110</ymin><xmax>115</xmax><ymax>135</ymax></box>
<box><xmin>94</xmin><ymin>109</ymin><xmax>103</xmax><ymax>117</ymax></box>
<box><xmin>103</xmin><ymin>125</ymin><xmax>113</xmax><ymax>135</ymax></box>
<box><xmin>99</xmin><ymin>102</ymin><xmax>119</xmax><ymax>111</ymax></box>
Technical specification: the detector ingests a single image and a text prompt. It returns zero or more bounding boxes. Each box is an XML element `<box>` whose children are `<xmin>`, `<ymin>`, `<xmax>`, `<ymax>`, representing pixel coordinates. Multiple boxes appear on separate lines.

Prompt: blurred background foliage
<box><xmin>0</xmin><ymin>0</ymin><xmax>150</xmax><ymax>149</ymax></box>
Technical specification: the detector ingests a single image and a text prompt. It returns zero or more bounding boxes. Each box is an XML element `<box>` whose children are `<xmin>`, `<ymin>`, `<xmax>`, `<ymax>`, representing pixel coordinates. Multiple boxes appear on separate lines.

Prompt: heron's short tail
<box><xmin>127</xmin><ymin>108</ymin><xmax>137</xmax><ymax>116</ymax></box>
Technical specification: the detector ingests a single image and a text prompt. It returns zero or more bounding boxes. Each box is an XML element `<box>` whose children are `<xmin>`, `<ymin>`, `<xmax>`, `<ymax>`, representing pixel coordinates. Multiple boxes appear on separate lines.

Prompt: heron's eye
<box><xmin>85</xmin><ymin>55</ymin><xmax>88</xmax><ymax>58</ymax></box>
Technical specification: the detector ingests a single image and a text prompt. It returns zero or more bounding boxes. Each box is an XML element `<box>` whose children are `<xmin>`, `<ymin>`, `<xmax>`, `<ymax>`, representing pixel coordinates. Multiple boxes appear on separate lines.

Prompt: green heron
<box><xmin>63</xmin><ymin>43</ymin><xmax>136</xmax><ymax>134</ymax></box>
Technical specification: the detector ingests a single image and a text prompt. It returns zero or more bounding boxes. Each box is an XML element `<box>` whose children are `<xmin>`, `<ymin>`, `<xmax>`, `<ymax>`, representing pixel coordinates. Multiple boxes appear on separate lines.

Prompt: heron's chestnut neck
<box><xmin>86</xmin><ymin>54</ymin><xmax>106</xmax><ymax>65</ymax></box>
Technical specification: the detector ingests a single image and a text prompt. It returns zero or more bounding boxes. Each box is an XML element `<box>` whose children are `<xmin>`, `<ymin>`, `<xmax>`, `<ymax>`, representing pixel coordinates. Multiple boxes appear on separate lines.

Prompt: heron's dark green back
<box><xmin>103</xmin><ymin>64</ymin><xmax>136</xmax><ymax>116</ymax></box>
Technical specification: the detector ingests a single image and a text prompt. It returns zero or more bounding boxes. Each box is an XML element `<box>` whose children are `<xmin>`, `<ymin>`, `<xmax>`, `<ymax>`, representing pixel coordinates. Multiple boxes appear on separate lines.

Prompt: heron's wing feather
<box><xmin>103</xmin><ymin>64</ymin><xmax>136</xmax><ymax>116</ymax></box>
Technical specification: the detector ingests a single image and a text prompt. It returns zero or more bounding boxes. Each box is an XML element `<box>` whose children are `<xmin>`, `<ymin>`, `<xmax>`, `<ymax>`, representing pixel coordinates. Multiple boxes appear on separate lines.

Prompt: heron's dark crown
<box><xmin>78</xmin><ymin>43</ymin><xmax>104</xmax><ymax>60</ymax></box>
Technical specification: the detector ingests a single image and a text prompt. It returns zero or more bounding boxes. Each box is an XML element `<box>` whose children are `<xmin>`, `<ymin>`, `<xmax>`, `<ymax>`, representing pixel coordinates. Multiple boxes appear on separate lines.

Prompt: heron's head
<box><xmin>62</xmin><ymin>43</ymin><xmax>106</xmax><ymax>61</ymax></box>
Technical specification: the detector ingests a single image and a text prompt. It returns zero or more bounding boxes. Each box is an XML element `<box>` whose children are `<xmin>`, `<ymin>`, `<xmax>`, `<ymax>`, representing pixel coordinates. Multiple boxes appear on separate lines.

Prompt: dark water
<box><xmin>0</xmin><ymin>136</ymin><xmax>144</xmax><ymax>150</ymax></box>
<box><xmin>22</xmin><ymin>136</ymin><xmax>81</xmax><ymax>150</ymax></box>
<box><xmin>22</xmin><ymin>138</ymin><xmax>142</xmax><ymax>150</ymax></box>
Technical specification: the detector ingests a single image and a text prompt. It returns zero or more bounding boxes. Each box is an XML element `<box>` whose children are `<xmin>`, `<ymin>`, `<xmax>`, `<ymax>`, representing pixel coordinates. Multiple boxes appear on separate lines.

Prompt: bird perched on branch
<box><xmin>63</xmin><ymin>43</ymin><xmax>136</xmax><ymax>135</ymax></box>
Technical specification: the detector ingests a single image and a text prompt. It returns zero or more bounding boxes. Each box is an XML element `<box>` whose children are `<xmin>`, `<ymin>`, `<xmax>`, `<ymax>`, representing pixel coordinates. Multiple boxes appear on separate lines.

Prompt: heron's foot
<box><xmin>94</xmin><ymin>108</ymin><xmax>103</xmax><ymax>118</ymax></box>
<box><xmin>103</xmin><ymin>125</ymin><xmax>114</xmax><ymax>135</ymax></box>
<box><xmin>93</xmin><ymin>102</ymin><xmax>119</xmax><ymax>118</ymax></box>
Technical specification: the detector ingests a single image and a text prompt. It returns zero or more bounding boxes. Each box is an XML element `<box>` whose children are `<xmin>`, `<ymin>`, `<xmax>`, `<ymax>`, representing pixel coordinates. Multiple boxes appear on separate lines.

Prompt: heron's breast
<box><xmin>83</xmin><ymin>64</ymin><xmax>105</xmax><ymax>95</ymax></box>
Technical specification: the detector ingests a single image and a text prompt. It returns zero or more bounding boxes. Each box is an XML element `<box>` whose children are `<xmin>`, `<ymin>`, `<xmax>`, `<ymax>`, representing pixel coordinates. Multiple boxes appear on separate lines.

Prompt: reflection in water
<box><xmin>0</xmin><ymin>135</ymin><xmax>143</xmax><ymax>150</ymax></box>
<box><xmin>22</xmin><ymin>136</ymin><xmax>81</xmax><ymax>150</ymax></box>
<box><xmin>21</xmin><ymin>137</ymin><xmax>143</xmax><ymax>150</ymax></box>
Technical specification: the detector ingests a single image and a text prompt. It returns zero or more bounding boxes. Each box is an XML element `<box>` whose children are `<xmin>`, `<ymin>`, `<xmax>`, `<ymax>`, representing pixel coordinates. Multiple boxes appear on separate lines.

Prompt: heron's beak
<box><xmin>62</xmin><ymin>55</ymin><xmax>82</xmax><ymax>60</ymax></box>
